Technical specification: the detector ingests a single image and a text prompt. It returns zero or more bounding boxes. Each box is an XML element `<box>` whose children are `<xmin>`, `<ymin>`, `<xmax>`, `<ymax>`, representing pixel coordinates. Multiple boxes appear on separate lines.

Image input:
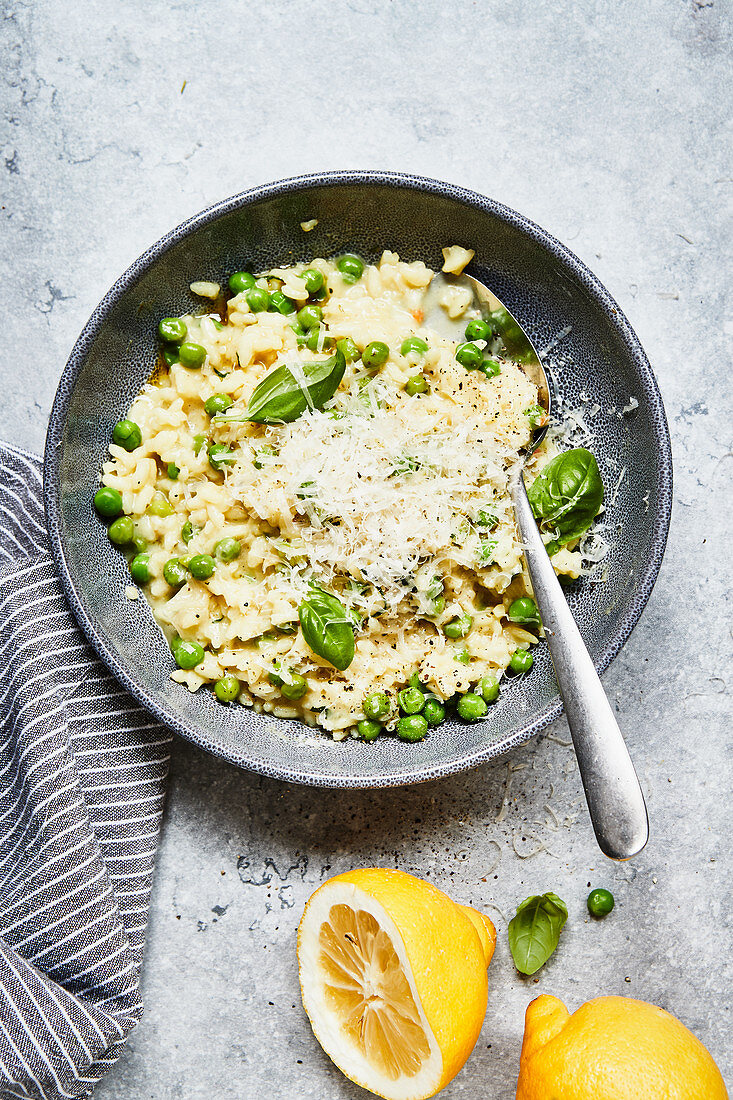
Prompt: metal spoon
<box><xmin>425</xmin><ymin>273</ymin><xmax>649</xmax><ymax>861</ymax></box>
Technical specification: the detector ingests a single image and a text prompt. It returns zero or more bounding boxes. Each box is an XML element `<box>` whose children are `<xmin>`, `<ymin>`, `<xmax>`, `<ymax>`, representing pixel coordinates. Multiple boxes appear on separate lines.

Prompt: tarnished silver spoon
<box><xmin>425</xmin><ymin>273</ymin><xmax>649</xmax><ymax>861</ymax></box>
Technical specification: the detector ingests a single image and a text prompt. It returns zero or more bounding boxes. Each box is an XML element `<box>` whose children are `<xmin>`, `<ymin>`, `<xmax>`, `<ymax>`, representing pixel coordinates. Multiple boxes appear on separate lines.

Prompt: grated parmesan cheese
<box><xmin>229</xmin><ymin>396</ymin><xmax>523</xmax><ymax>609</ymax></box>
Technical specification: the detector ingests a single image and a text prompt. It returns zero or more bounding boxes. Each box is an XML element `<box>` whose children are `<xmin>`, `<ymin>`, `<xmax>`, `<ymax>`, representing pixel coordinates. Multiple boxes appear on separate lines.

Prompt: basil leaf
<box><xmin>527</xmin><ymin>447</ymin><xmax>604</xmax><ymax>546</ymax></box>
<box><xmin>508</xmin><ymin>892</ymin><xmax>568</xmax><ymax>975</ymax></box>
<box><xmin>298</xmin><ymin>587</ymin><xmax>355</xmax><ymax>671</ymax></box>
<box><xmin>245</xmin><ymin>348</ymin><xmax>345</xmax><ymax>424</ymax></box>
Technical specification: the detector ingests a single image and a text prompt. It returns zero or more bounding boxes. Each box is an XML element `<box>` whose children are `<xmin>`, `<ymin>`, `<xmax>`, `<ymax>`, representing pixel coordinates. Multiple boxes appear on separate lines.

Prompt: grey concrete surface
<box><xmin>1</xmin><ymin>0</ymin><xmax>731</xmax><ymax>1096</ymax></box>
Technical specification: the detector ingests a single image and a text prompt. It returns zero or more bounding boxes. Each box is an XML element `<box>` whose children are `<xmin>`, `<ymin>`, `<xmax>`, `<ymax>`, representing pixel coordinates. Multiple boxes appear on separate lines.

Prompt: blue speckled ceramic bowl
<box><xmin>44</xmin><ymin>171</ymin><xmax>672</xmax><ymax>787</ymax></box>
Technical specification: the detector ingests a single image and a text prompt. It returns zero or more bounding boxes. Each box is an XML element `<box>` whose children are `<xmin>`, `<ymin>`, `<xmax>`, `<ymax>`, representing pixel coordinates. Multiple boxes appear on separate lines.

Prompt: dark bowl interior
<box><xmin>44</xmin><ymin>172</ymin><xmax>672</xmax><ymax>787</ymax></box>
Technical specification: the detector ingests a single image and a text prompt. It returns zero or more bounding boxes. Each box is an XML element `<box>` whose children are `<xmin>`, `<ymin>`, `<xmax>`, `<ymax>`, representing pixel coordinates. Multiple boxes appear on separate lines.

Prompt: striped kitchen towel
<box><xmin>0</xmin><ymin>442</ymin><xmax>171</xmax><ymax>1100</ymax></box>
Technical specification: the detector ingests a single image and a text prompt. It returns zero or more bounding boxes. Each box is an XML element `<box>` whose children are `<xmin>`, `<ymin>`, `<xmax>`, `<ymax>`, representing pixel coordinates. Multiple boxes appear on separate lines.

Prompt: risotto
<box><xmin>94</xmin><ymin>248</ymin><xmax>601</xmax><ymax>741</ymax></box>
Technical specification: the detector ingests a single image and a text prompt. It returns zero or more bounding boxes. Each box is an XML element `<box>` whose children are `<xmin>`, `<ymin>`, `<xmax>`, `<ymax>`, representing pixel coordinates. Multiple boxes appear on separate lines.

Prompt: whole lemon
<box><xmin>516</xmin><ymin>994</ymin><xmax>728</xmax><ymax>1100</ymax></box>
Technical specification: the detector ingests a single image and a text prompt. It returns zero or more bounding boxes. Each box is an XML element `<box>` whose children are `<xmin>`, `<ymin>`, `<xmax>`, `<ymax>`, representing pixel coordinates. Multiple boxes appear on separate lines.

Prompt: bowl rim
<box><xmin>43</xmin><ymin>169</ymin><xmax>673</xmax><ymax>787</ymax></box>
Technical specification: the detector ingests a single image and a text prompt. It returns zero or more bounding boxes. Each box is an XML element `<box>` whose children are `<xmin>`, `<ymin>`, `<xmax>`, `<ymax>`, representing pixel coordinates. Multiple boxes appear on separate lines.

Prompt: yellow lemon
<box><xmin>516</xmin><ymin>994</ymin><xmax>728</xmax><ymax>1100</ymax></box>
<box><xmin>297</xmin><ymin>868</ymin><xmax>495</xmax><ymax>1100</ymax></box>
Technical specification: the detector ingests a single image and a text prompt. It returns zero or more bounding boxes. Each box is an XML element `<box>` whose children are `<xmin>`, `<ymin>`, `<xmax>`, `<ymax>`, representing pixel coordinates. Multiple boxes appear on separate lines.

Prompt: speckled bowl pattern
<box><xmin>44</xmin><ymin>171</ymin><xmax>673</xmax><ymax>788</ymax></box>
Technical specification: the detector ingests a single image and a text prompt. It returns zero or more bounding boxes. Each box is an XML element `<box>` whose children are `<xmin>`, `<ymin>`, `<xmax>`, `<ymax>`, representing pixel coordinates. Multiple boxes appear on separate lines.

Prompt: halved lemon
<box><xmin>297</xmin><ymin>868</ymin><xmax>495</xmax><ymax>1100</ymax></box>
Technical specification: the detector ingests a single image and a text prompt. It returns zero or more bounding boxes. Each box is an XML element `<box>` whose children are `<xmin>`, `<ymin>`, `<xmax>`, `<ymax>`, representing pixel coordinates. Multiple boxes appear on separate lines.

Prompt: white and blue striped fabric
<box><xmin>0</xmin><ymin>442</ymin><xmax>170</xmax><ymax>1099</ymax></box>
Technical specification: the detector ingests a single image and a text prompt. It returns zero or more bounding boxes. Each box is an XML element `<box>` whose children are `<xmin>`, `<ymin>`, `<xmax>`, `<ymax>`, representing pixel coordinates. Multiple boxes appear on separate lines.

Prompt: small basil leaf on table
<box><xmin>245</xmin><ymin>348</ymin><xmax>345</xmax><ymax>424</ymax></box>
<box><xmin>298</xmin><ymin>587</ymin><xmax>355</xmax><ymax>671</ymax></box>
<box><xmin>507</xmin><ymin>892</ymin><xmax>568</xmax><ymax>975</ymax></box>
<box><xmin>527</xmin><ymin>447</ymin><xmax>604</xmax><ymax>546</ymax></box>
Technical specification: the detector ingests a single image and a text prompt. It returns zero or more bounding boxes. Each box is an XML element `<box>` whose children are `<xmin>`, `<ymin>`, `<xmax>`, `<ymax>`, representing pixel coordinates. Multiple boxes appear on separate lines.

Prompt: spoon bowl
<box><xmin>425</xmin><ymin>271</ymin><xmax>551</xmax><ymax>450</ymax></box>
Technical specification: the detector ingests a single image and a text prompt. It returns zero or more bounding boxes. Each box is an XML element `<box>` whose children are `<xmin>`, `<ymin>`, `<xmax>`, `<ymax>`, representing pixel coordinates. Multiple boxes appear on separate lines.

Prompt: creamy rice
<box><xmin>99</xmin><ymin>250</ymin><xmax>581</xmax><ymax>738</ymax></box>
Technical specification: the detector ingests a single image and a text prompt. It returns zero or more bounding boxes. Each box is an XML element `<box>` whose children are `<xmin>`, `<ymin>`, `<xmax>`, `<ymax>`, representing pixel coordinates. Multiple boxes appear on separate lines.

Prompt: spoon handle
<box><xmin>511</xmin><ymin>472</ymin><xmax>649</xmax><ymax>860</ymax></box>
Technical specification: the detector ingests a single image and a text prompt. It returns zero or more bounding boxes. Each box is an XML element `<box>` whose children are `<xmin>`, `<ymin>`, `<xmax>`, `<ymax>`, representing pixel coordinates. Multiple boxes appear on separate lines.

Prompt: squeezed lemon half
<box><xmin>297</xmin><ymin>868</ymin><xmax>495</xmax><ymax>1100</ymax></box>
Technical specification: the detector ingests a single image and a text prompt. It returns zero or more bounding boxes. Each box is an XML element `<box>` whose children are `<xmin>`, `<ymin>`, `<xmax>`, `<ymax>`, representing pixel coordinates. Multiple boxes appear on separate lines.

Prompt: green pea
<box><xmin>214</xmin><ymin>674</ymin><xmax>240</xmax><ymax>703</ymax></box>
<box><xmin>362</xmin><ymin>341</ymin><xmax>389</xmax><ymax>369</ymax></box>
<box><xmin>112</xmin><ymin>420</ymin><xmax>142</xmax><ymax>451</ymax></box>
<box><xmin>246</xmin><ymin>286</ymin><xmax>270</xmax><ymax>312</ymax></box>
<box><xmin>404</xmin><ymin>375</ymin><xmax>429</xmax><ymax>396</ymax></box>
<box><xmin>178</xmin><ymin>342</ymin><xmax>207</xmax><ymax>369</ymax></box>
<box><xmin>164</xmin><ymin>557</ymin><xmax>187</xmax><ymax>587</ymax></box>
<box><xmin>158</xmin><ymin>317</ymin><xmax>187</xmax><ymax>344</ymax></box>
<box><xmin>401</xmin><ymin>335</ymin><xmax>429</xmax><ymax>356</ymax></box>
<box><xmin>357</xmin><ymin>719</ymin><xmax>381</xmax><ymax>741</ymax></box>
<box><xmin>408</xmin><ymin>671</ymin><xmax>424</xmax><ymax>692</ymax></box>
<box><xmin>93</xmin><ymin>486</ymin><xmax>123</xmax><ymax>518</ymax></box>
<box><xmin>192</xmin><ymin>434</ymin><xmax>207</xmax><ymax>455</ymax></box>
<box><xmin>187</xmin><ymin>554</ymin><xmax>215</xmax><ymax>580</ymax></box>
<box><xmin>214</xmin><ymin>537</ymin><xmax>241</xmax><ymax>561</ymax></box>
<box><xmin>208</xmin><ymin>444</ymin><xmax>236</xmax><ymax>472</ymax></box>
<box><xmin>587</xmin><ymin>888</ymin><xmax>615</xmax><ymax>918</ymax></box>
<box><xmin>363</xmin><ymin>691</ymin><xmax>390</xmax><ymax>720</ymax></box>
<box><xmin>228</xmin><ymin>271</ymin><xmax>256</xmax><ymax>294</ymax></box>
<box><xmin>281</xmin><ymin>672</ymin><xmax>308</xmax><ymax>700</ymax></box>
<box><xmin>336</xmin><ymin>337</ymin><xmax>360</xmax><ymax>363</ymax></box>
<box><xmin>443</xmin><ymin>613</ymin><xmax>472</xmax><ymax>639</ymax></box>
<box><xmin>455</xmin><ymin>648</ymin><xmax>470</xmax><ymax>664</ymax></box>
<box><xmin>130</xmin><ymin>532</ymin><xmax>148</xmax><ymax>554</ymax></box>
<box><xmin>297</xmin><ymin>304</ymin><xmax>323</xmax><ymax>330</ymax></box>
<box><xmin>129</xmin><ymin>553</ymin><xmax>151</xmax><ymax>584</ymax></box>
<box><xmin>423</xmin><ymin>699</ymin><xmax>445</xmax><ymax>725</ymax></box>
<box><xmin>455</xmin><ymin>342</ymin><xmax>483</xmax><ymax>370</ymax></box>
<box><xmin>508</xmin><ymin>597</ymin><xmax>540</xmax><ymax>628</ymax></box>
<box><xmin>302</xmin><ymin>268</ymin><xmax>325</xmax><ymax>294</ymax></box>
<box><xmin>173</xmin><ymin>639</ymin><xmax>205</xmax><ymax>669</ymax></box>
<box><xmin>269</xmin><ymin>289</ymin><xmax>296</xmax><ymax>316</ymax></box>
<box><xmin>464</xmin><ymin>318</ymin><xmax>492</xmax><ymax>342</ymax></box>
<box><xmin>167</xmin><ymin>462</ymin><xmax>180</xmax><ymax>480</ymax></box>
<box><xmin>108</xmin><ymin>516</ymin><xmax>134</xmax><ymax>545</ymax></box>
<box><xmin>508</xmin><ymin>648</ymin><xmax>534</xmax><ymax>674</ymax></box>
<box><xmin>429</xmin><ymin>596</ymin><xmax>445</xmax><ymax>617</ymax></box>
<box><xmin>480</xmin><ymin>359</ymin><xmax>501</xmax><ymax>378</ymax></box>
<box><xmin>456</xmin><ymin>692</ymin><xmax>488</xmax><ymax>721</ymax></box>
<box><xmin>397</xmin><ymin>714</ymin><xmax>428</xmax><ymax>741</ymax></box>
<box><xmin>162</xmin><ymin>347</ymin><xmax>179</xmax><ymax>367</ymax></box>
<box><xmin>148</xmin><ymin>491</ymin><xmax>174</xmax><ymax>517</ymax></box>
<box><xmin>304</xmin><ymin>328</ymin><xmax>335</xmax><ymax>352</ymax></box>
<box><xmin>181</xmin><ymin>520</ymin><xmax>196</xmax><ymax>544</ymax></box>
<box><xmin>480</xmin><ymin>674</ymin><xmax>500</xmax><ymax>703</ymax></box>
<box><xmin>337</xmin><ymin>254</ymin><xmax>364</xmax><ymax>281</ymax></box>
<box><xmin>398</xmin><ymin>686</ymin><xmax>425</xmax><ymax>715</ymax></box>
<box><xmin>204</xmin><ymin>394</ymin><xmax>233</xmax><ymax>416</ymax></box>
